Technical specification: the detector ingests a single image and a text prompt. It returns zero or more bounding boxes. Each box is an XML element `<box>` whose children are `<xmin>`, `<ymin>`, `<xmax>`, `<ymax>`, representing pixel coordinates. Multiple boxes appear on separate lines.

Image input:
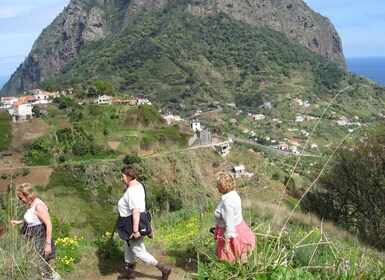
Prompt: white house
<box><xmin>11</xmin><ymin>95</ymin><xmax>36</xmax><ymax>119</ymax></box>
<box><xmin>96</xmin><ymin>95</ymin><xmax>113</xmax><ymax>105</ymax></box>
<box><xmin>336</xmin><ymin>117</ymin><xmax>348</xmax><ymax>126</ymax></box>
<box><xmin>191</xmin><ymin>119</ymin><xmax>202</xmax><ymax>131</ymax></box>
<box><xmin>295</xmin><ymin>115</ymin><xmax>304</xmax><ymax>122</ymax></box>
<box><xmin>253</xmin><ymin>114</ymin><xmax>265</xmax><ymax>121</ymax></box>
<box><xmin>0</xmin><ymin>96</ymin><xmax>18</xmax><ymax>109</ymax></box>
<box><xmin>310</xmin><ymin>143</ymin><xmax>318</xmax><ymax>149</ymax></box>
<box><xmin>137</xmin><ymin>98</ymin><xmax>152</xmax><ymax>105</ymax></box>
<box><xmin>278</xmin><ymin>142</ymin><xmax>289</xmax><ymax>150</ymax></box>
<box><xmin>233</xmin><ymin>165</ymin><xmax>246</xmax><ymax>176</ymax></box>
<box><xmin>164</xmin><ymin>113</ymin><xmax>182</xmax><ymax>125</ymax></box>
<box><xmin>33</xmin><ymin>90</ymin><xmax>59</xmax><ymax>104</ymax></box>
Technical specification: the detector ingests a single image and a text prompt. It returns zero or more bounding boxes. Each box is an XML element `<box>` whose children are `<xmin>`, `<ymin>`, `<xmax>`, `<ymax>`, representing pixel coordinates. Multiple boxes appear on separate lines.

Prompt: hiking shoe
<box><xmin>160</xmin><ymin>266</ymin><xmax>172</xmax><ymax>280</ymax></box>
<box><xmin>117</xmin><ymin>267</ymin><xmax>136</xmax><ymax>279</ymax></box>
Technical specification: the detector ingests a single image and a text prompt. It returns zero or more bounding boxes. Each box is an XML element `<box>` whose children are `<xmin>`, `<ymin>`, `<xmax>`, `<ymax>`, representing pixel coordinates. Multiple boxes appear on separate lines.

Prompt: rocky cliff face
<box><xmin>1</xmin><ymin>0</ymin><xmax>345</xmax><ymax>96</ymax></box>
<box><xmin>187</xmin><ymin>0</ymin><xmax>344</xmax><ymax>64</ymax></box>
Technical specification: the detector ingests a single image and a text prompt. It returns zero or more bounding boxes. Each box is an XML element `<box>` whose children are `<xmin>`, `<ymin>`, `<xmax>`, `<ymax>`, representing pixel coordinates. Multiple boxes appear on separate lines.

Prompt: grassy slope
<box><xmin>0</xmin><ymin>112</ymin><xmax>11</xmax><ymax>152</ymax></box>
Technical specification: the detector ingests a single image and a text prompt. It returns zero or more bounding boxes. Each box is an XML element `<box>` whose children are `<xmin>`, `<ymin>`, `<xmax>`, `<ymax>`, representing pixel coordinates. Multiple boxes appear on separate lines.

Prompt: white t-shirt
<box><xmin>118</xmin><ymin>183</ymin><xmax>146</xmax><ymax>217</ymax></box>
<box><xmin>214</xmin><ymin>190</ymin><xmax>243</xmax><ymax>238</ymax></box>
<box><xmin>24</xmin><ymin>198</ymin><xmax>47</xmax><ymax>227</ymax></box>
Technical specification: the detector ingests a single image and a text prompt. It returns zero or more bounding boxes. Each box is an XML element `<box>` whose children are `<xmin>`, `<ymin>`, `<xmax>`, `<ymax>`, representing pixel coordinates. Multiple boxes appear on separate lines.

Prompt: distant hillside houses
<box><xmin>30</xmin><ymin>89</ymin><xmax>60</xmax><ymax>102</ymax></box>
<box><xmin>95</xmin><ymin>95</ymin><xmax>152</xmax><ymax>106</ymax></box>
<box><xmin>0</xmin><ymin>96</ymin><xmax>18</xmax><ymax>109</ymax></box>
<box><xmin>163</xmin><ymin>113</ymin><xmax>183</xmax><ymax>125</ymax></box>
<box><xmin>1</xmin><ymin>89</ymin><xmax>60</xmax><ymax>120</ymax></box>
<box><xmin>295</xmin><ymin>98</ymin><xmax>310</xmax><ymax>107</ymax></box>
<box><xmin>248</xmin><ymin>113</ymin><xmax>265</xmax><ymax>121</ymax></box>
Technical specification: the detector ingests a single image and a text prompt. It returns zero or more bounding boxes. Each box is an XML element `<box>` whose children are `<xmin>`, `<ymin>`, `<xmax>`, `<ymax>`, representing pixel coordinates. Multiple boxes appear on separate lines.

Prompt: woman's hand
<box><xmin>44</xmin><ymin>243</ymin><xmax>52</xmax><ymax>256</ymax></box>
<box><xmin>131</xmin><ymin>231</ymin><xmax>141</xmax><ymax>239</ymax></box>
<box><xmin>223</xmin><ymin>238</ymin><xmax>230</xmax><ymax>253</ymax></box>
<box><xmin>9</xmin><ymin>220</ymin><xmax>23</xmax><ymax>226</ymax></box>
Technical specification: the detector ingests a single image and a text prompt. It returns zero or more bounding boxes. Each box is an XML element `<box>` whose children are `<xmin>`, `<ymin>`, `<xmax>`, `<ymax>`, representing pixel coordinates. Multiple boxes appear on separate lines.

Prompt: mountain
<box><xmin>1</xmin><ymin>0</ymin><xmax>345</xmax><ymax>99</ymax></box>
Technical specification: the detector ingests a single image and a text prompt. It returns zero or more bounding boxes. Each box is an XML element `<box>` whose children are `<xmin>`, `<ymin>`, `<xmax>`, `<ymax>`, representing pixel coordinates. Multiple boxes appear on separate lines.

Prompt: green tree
<box><xmin>95</xmin><ymin>80</ymin><xmax>115</xmax><ymax>96</ymax></box>
<box><xmin>302</xmin><ymin>123</ymin><xmax>385</xmax><ymax>250</ymax></box>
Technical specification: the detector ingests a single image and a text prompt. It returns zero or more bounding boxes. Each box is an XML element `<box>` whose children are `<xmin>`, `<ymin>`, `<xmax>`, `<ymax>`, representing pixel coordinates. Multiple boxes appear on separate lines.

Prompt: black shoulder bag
<box><xmin>117</xmin><ymin>183</ymin><xmax>152</xmax><ymax>240</ymax></box>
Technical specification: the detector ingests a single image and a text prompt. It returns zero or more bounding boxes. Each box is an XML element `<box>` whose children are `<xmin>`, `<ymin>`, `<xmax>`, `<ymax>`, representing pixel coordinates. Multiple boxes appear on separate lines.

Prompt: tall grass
<box><xmin>187</xmin><ymin>200</ymin><xmax>385</xmax><ymax>279</ymax></box>
<box><xmin>185</xmin><ymin>83</ymin><xmax>385</xmax><ymax>278</ymax></box>
<box><xmin>0</xmin><ymin>190</ymin><xmax>54</xmax><ymax>279</ymax></box>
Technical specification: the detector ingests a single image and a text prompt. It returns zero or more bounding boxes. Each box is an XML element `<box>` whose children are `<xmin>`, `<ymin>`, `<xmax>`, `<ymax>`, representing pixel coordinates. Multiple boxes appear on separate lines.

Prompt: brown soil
<box><xmin>108</xmin><ymin>141</ymin><xmax>121</xmax><ymax>150</ymax></box>
<box><xmin>78</xmin><ymin>262</ymin><xmax>189</xmax><ymax>280</ymax></box>
<box><xmin>0</xmin><ymin>118</ymin><xmax>53</xmax><ymax>193</ymax></box>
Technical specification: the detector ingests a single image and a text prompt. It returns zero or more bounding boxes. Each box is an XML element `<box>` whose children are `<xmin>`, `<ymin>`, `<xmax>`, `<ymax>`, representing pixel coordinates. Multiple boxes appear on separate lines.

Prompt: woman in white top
<box><xmin>9</xmin><ymin>183</ymin><xmax>57</xmax><ymax>278</ymax></box>
<box><xmin>213</xmin><ymin>172</ymin><xmax>256</xmax><ymax>262</ymax></box>
<box><xmin>117</xmin><ymin>165</ymin><xmax>171</xmax><ymax>280</ymax></box>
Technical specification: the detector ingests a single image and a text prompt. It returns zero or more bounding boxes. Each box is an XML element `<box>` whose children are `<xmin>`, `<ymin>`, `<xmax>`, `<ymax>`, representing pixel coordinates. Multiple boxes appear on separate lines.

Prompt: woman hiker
<box><xmin>9</xmin><ymin>183</ymin><xmax>61</xmax><ymax>280</ymax></box>
<box><xmin>117</xmin><ymin>165</ymin><xmax>172</xmax><ymax>280</ymax></box>
<box><xmin>213</xmin><ymin>172</ymin><xmax>256</xmax><ymax>262</ymax></box>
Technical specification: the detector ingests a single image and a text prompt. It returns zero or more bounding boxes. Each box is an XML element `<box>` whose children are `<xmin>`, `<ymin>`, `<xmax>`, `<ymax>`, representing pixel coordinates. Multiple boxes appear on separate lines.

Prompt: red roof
<box><xmin>12</xmin><ymin>95</ymin><xmax>36</xmax><ymax>107</ymax></box>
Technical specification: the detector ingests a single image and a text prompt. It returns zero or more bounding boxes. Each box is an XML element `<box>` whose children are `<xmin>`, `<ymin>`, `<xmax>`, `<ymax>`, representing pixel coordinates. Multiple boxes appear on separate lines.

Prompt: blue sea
<box><xmin>0</xmin><ymin>76</ymin><xmax>9</xmax><ymax>89</ymax></box>
<box><xmin>0</xmin><ymin>57</ymin><xmax>384</xmax><ymax>90</ymax></box>
<box><xmin>346</xmin><ymin>56</ymin><xmax>385</xmax><ymax>86</ymax></box>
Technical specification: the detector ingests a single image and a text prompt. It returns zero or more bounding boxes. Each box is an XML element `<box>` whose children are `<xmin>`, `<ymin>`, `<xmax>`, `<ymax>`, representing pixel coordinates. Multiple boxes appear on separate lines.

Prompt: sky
<box><xmin>0</xmin><ymin>0</ymin><xmax>384</xmax><ymax>79</ymax></box>
<box><xmin>304</xmin><ymin>0</ymin><xmax>385</xmax><ymax>58</ymax></box>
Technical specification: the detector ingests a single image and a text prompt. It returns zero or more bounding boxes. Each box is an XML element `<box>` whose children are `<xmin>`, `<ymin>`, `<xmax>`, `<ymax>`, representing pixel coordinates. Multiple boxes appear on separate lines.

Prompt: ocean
<box><xmin>0</xmin><ymin>57</ymin><xmax>384</xmax><ymax>91</ymax></box>
<box><xmin>346</xmin><ymin>56</ymin><xmax>385</xmax><ymax>86</ymax></box>
<box><xmin>0</xmin><ymin>76</ymin><xmax>9</xmax><ymax>89</ymax></box>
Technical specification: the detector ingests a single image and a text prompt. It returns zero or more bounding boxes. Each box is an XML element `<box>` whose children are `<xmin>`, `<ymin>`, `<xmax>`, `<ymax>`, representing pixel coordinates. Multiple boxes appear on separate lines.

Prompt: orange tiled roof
<box><xmin>12</xmin><ymin>95</ymin><xmax>36</xmax><ymax>107</ymax></box>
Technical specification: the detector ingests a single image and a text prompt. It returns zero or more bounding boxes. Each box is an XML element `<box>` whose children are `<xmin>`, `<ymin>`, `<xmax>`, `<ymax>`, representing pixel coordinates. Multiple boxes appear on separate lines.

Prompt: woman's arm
<box><xmin>222</xmin><ymin>202</ymin><xmax>236</xmax><ymax>238</ymax></box>
<box><xmin>131</xmin><ymin>208</ymin><xmax>141</xmax><ymax>238</ymax></box>
<box><xmin>9</xmin><ymin>220</ymin><xmax>24</xmax><ymax>225</ymax></box>
<box><xmin>35</xmin><ymin>203</ymin><xmax>52</xmax><ymax>256</ymax></box>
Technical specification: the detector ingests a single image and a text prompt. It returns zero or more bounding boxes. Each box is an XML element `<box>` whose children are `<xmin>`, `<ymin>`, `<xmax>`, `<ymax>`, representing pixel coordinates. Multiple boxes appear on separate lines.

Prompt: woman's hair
<box><xmin>217</xmin><ymin>172</ymin><xmax>236</xmax><ymax>193</ymax></box>
<box><xmin>16</xmin><ymin>183</ymin><xmax>37</xmax><ymax>202</ymax></box>
<box><xmin>121</xmin><ymin>165</ymin><xmax>139</xmax><ymax>180</ymax></box>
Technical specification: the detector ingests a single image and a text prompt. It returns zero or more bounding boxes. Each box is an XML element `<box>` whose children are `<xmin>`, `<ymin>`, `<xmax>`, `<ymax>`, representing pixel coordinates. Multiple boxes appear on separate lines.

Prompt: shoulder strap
<box><xmin>140</xmin><ymin>182</ymin><xmax>148</xmax><ymax>210</ymax></box>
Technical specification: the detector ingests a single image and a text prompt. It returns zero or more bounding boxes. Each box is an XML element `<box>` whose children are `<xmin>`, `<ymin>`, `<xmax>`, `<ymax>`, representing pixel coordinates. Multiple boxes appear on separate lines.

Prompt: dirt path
<box><xmin>79</xmin><ymin>263</ymin><xmax>190</xmax><ymax>280</ymax></box>
<box><xmin>71</xmin><ymin>245</ymin><xmax>193</xmax><ymax>280</ymax></box>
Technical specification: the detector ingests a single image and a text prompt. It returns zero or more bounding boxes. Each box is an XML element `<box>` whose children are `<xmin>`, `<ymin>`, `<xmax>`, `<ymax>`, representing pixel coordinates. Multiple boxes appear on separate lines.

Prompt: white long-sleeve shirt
<box><xmin>214</xmin><ymin>190</ymin><xmax>243</xmax><ymax>238</ymax></box>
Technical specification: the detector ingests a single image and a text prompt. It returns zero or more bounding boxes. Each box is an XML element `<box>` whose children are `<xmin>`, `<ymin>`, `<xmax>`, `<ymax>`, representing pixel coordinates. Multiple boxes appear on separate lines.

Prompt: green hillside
<box><xmin>41</xmin><ymin>10</ymin><xmax>348</xmax><ymax>107</ymax></box>
<box><xmin>1</xmin><ymin>2</ymin><xmax>385</xmax><ymax>278</ymax></box>
<box><xmin>1</xmin><ymin>102</ymin><xmax>385</xmax><ymax>278</ymax></box>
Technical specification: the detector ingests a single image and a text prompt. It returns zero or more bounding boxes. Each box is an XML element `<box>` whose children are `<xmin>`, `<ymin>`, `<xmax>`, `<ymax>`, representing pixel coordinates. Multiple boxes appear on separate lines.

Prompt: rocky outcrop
<box><xmin>187</xmin><ymin>0</ymin><xmax>344</xmax><ymax>66</ymax></box>
<box><xmin>1</xmin><ymin>0</ymin><xmax>345</xmax><ymax>96</ymax></box>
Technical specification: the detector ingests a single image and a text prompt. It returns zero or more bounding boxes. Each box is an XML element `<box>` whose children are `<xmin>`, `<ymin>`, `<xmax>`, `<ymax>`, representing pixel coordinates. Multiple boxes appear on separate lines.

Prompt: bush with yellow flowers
<box><xmin>55</xmin><ymin>236</ymin><xmax>82</xmax><ymax>272</ymax></box>
<box><xmin>155</xmin><ymin>216</ymin><xmax>199</xmax><ymax>250</ymax></box>
<box><xmin>94</xmin><ymin>231</ymin><xmax>124</xmax><ymax>257</ymax></box>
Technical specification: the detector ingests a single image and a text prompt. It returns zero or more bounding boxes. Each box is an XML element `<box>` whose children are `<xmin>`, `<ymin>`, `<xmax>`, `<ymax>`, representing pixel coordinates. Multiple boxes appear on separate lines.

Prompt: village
<box><xmin>1</xmin><ymin>89</ymin><xmax>366</xmax><ymax>162</ymax></box>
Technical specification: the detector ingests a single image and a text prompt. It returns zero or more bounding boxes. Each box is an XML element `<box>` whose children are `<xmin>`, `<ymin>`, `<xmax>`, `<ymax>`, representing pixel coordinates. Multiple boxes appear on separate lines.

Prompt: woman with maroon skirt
<box><xmin>213</xmin><ymin>172</ymin><xmax>256</xmax><ymax>262</ymax></box>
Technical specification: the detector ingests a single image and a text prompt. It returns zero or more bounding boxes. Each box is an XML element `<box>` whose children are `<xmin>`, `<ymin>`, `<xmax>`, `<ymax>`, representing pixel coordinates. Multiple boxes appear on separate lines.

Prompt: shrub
<box><xmin>11</xmin><ymin>170</ymin><xmax>20</xmax><ymax>179</ymax></box>
<box><xmin>122</xmin><ymin>154</ymin><xmax>142</xmax><ymax>165</ymax></box>
<box><xmin>22</xmin><ymin>168</ymin><xmax>30</xmax><ymax>177</ymax></box>
<box><xmin>55</xmin><ymin>236</ymin><xmax>82</xmax><ymax>272</ymax></box>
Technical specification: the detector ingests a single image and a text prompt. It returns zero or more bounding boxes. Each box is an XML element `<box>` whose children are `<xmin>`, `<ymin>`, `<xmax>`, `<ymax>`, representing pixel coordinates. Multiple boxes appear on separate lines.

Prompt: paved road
<box><xmin>231</xmin><ymin>137</ymin><xmax>319</xmax><ymax>157</ymax></box>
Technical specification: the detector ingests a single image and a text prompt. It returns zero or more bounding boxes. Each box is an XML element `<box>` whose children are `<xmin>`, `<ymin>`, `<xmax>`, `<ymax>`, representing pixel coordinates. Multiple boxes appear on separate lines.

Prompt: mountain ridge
<box><xmin>1</xmin><ymin>0</ymin><xmax>345</xmax><ymax>97</ymax></box>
